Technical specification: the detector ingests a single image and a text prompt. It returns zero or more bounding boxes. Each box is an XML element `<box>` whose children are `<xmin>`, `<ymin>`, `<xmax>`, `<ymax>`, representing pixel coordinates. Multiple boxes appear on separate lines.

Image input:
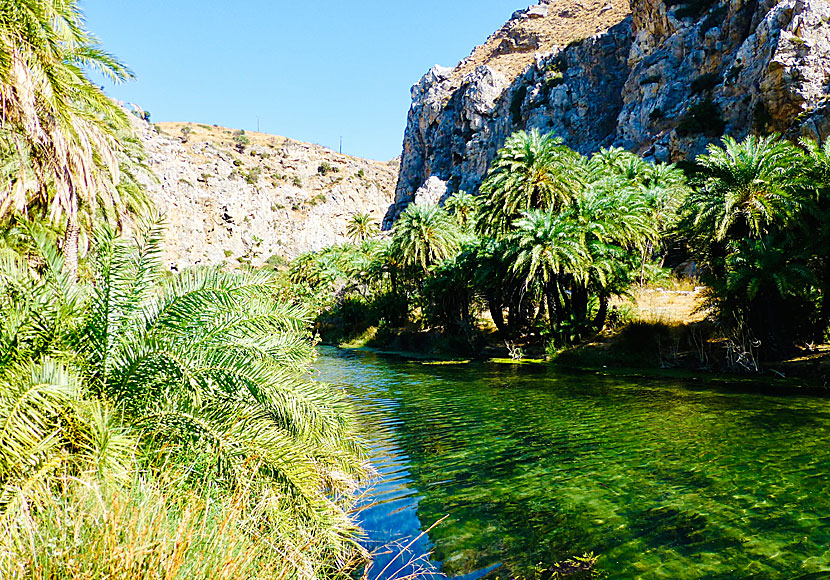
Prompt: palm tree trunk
<box><xmin>63</xmin><ymin>218</ymin><xmax>80</xmax><ymax>278</ymax></box>
<box><xmin>594</xmin><ymin>294</ymin><xmax>609</xmax><ymax>331</ymax></box>
<box><xmin>818</xmin><ymin>261</ymin><xmax>830</xmax><ymax>341</ymax></box>
<box><xmin>546</xmin><ymin>283</ymin><xmax>561</xmax><ymax>327</ymax></box>
<box><xmin>488</xmin><ymin>295</ymin><xmax>507</xmax><ymax>334</ymax></box>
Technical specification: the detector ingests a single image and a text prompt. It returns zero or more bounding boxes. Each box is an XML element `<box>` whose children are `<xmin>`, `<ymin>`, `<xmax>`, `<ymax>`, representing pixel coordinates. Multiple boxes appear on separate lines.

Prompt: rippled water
<box><xmin>314</xmin><ymin>347</ymin><xmax>830</xmax><ymax>579</ymax></box>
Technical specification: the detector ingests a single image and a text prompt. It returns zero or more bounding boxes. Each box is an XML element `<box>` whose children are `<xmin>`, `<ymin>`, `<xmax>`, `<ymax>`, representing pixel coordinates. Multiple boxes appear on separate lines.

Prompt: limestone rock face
<box><xmin>388</xmin><ymin>0</ymin><xmax>830</xmax><ymax>225</ymax></box>
<box><xmin>128</xmin><ymin>116</ymin><xmax>397</xmax><ymax>270</ymax></box>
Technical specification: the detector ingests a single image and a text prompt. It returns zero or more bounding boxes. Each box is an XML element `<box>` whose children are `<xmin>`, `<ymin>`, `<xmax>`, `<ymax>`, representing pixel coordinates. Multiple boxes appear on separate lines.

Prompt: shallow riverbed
<box><xmin>314</xmin><ymin>347</ymin><xmax>830</xmax><ymax>579</ymax></box>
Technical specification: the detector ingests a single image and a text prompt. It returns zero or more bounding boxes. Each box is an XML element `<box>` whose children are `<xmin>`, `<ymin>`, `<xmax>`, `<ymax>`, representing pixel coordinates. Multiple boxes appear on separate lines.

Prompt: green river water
<box><xmin>314</xmin><ymin>347</ymin><xmax>830</xmax><ymax>579</ymax></box>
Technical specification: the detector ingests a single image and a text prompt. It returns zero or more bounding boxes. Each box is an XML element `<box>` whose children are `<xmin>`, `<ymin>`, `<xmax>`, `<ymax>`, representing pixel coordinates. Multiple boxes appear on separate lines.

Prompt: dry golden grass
<box><xmin>613</xmin><ymin>282</ymin><xmax>709</xmax><ymax>326</ymax></box>
<box><xmin>447</xmin><ymin>0</ymin><xmax>630</xmax><ymax>91</ymax></box>
<box><xmin>1</xmin><ymin>472</ymin><xmax>366</xmax><ymax>580</ymax></box>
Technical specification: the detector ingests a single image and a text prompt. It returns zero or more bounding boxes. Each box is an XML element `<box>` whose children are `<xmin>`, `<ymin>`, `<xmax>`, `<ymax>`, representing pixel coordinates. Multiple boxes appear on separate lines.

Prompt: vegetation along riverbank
<box><xmin>3</xmin><ymin>0</ymin><xmax>830</xmax><ymax>578</ymax></box>
<box><xmin>300</xmin><ymin>130</ymin><xmax>830</xmax><ymax>386</ymax></box>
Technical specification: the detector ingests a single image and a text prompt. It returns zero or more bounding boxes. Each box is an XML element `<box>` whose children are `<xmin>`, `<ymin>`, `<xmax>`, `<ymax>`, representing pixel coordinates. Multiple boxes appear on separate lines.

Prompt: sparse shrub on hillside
<box><xmin>245</xmin><ymin>167</ymin><xmax>262</xmax><ymax>184</ymax></box>
<box><xmin>180</xmin><ymin>125</ymin><xmax>192</xmax><ymax>143</ymax></box>
<box><xmin>233</xmin><ymin>129</ymin><xmax>250</xmax><ymax>152</ymax></box>
<box><xmin>233</xmin><ymin>158</ymin><xmax>243</xmax><ymax>167</ymax></box>
<box><xmin>357</xmin><ymin>169</ymin><xmax>366</xmax><ymax>179</ymax></box>
<box><xmin>308</xmin><ymin>193</ymin><xmax>327</xmax><ymax>207</ymax></box>
<box><xmin>691</xmin><ymin>72</ymin><xmax>721</xmax><ymax>94</ymax></box>
<box><xmin>318</xmin><ymin>161</ymin><xmax>339</xmax><ymax>175</ymax></box>
<box><xmin>292</xmin><ymin>176</ymin><xmax>303</xmax><ymax>188</ymax></box>
<box><xmin>676</xmin><ymin>98</ymin><xmax>725</xmax><ymax>137</ymax></box>
<box><xmin>649</xmin><ymin>107</ymin><xmax>664</xmax><ymax>123</ymax></box>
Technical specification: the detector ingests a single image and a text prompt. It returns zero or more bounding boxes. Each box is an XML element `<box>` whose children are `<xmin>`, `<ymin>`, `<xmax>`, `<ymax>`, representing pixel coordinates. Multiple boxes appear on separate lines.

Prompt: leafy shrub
<box><xmin>233</xmin><ymin>129</ymin><xmax>250</xmax><ymax>152</ymax></box>
<box><xmin>318</xmin><ymin>161</ymin><xmax>339</xmax><ymax>175</ymax></box>
<box><xmin>691</xmin><ymin>72</ymin><xmax>721</xmax><ymax>94</ymax></box>
<box><xmin>676</xmin><ymin>98</ymin><xmax>725</xmax><ymax>137</ymax></box>
<box><xmin>292</xmin><ymin>176</ymin><xmax>303</xmax><ymax>188</ymax></box>
<box><xmin>649</xmin><ymin>107</ymin><xmax>665</xmax><ymax>123</ymax></box>
<box><xmin>245</xmin><ymin>167</ymin><xmax>261</xmax><ymax>184</ymax></box>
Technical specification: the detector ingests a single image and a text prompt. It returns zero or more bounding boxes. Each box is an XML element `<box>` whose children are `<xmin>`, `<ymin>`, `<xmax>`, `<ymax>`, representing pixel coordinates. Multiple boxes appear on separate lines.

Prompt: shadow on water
<box><xmin>314</xmin><ymin>347</ymin><xmax>830</xmax><ymax>580</ymax></box>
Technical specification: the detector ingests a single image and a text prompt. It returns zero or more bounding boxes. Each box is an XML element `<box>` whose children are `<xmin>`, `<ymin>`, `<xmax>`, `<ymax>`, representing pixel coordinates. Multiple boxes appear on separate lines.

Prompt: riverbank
<box><xmin>322</xmin><ymin>283</ymin><xmax>830</xmax><ymax>390</ymax></box>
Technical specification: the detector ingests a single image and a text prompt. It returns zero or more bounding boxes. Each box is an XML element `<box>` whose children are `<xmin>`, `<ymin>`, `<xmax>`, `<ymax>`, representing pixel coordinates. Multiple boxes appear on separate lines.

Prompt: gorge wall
<box><xmin>386</xmin><ymin>0</ymin><xmax>830</xmax><ymax>225</ymax></box>
<box><xmin>128</xmin><ymin>115</ymin><xmax>397</xmax><ymax>270</ymax></box>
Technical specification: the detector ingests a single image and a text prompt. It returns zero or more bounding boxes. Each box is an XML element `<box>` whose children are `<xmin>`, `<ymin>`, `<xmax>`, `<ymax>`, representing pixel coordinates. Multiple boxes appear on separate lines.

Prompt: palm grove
<box><xmin>3</xmin><ymin>0</ymin><xmax>830</xmax><ymax>578</ymax></box>
<box><xmin>299</xmin><ymin>130</ymin><xmax>830</xmax><ymax>362</ymax></box>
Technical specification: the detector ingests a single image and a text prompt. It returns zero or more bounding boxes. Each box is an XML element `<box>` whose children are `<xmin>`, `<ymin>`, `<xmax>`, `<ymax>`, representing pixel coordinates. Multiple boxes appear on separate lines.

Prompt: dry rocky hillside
<box><xmin>129</xmin><ymin>113</ymin><xmax>397</xmax><ymax>270</ymax></box>
<box><xmin>389</xmin><ymin>0</ymin><xmax>830</xmax><ymax>225</ymax></box>
<box><xmin>450</xmin><ymin>0</ymin><xmax>630</xmax><ymax>87</ymax></box>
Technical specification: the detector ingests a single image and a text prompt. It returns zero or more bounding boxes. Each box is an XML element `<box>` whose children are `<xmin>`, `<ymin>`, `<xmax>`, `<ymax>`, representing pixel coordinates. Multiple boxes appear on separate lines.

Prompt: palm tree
<box><xmin>0</xmin><ymin>0</ymin><xmax>136</xmax><ymax>273</ymax></box>
<box><xmin>509</xmin><ymin>209</ymin><xmax>590</xmax><ymax>327</ymax></box>
<box><xmin>391</xmin><ymin>203</ymin><xmax>460</xmax><ymax>274</ymax></box>
<box><xmin>345</xmin><ymin>212</ymin><xmax>378</xmax><ymax>242</ymax></box>
<box><xmin>687</xmin><ymin>134</ymin><xmax>803</xmax><ymax>242</ymax></box>
<box><xmin>444</xmin><ymin>191</ymin><xmax>481</xmax><ymax>230</ymax></box>
<box><xmin>477</xmin><ymin>129</ymin><xmax>586</xmax><ymax>237</ymax></box>
<box><xmin>798</xmin><ymin>137</ymin><xmax>830</xmax><ymax>337</ymax></box>
<box><xmin>0</xmin><ymin>222</ymin><xmax>367</xmax><ymax>570</ymax></box>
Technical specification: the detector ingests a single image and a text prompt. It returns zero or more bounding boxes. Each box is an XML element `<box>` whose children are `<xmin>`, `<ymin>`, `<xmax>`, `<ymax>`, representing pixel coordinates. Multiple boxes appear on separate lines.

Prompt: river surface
<box><xmin>314</xmin><ymin>347</ymin><xmax>830</xmax><ymax>580</ymax></box>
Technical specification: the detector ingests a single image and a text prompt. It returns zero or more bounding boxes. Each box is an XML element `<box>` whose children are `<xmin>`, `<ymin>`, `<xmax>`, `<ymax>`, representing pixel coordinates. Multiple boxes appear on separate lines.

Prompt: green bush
<box><xmin>691</xmin><ymin>72</ymin><xmax>721</xmax><ymax>94</ymax></box>
<box><xmin>245</xmin><ymin>167</ymin><xmax>261</xmax><ymax>184</ymax></box>
<box><xmin>0</xmin><ymin>223</ymin><xmax>367</xmax><ymax>578</ymax></box>
<box><xmin>318</xmin><ymin>161</ymin><xmax>339</xmax><ymax>175</ymax></box>
<box><xmin>676</xmin><ymin>98</ymin><xmax>725</xmax><ymax>137</ymax></box>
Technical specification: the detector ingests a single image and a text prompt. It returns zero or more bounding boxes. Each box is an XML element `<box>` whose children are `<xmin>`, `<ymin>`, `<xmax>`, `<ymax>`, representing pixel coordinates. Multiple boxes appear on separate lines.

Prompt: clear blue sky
<box><xmin>82</xmin><ymin>1</ymin><xmax>526</xmax><ymax>161</ymax></box>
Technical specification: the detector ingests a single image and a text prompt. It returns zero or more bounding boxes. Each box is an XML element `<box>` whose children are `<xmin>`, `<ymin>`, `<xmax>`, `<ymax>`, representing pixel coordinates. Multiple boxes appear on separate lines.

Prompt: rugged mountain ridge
<box><xmin>127</xmin><ymin>114</ymin><xmax>397</xmax><ymax>270</ymax></box>
<box><xmin>387</xmin><ymin>0</ymin><xmax>830</xmax><ymax>225</ymax></box>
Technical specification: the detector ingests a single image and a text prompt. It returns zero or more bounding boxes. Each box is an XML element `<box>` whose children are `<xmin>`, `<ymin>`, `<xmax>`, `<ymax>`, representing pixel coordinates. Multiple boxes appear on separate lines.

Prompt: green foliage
<box><xmin>676</xmin><ymin>98</ymin><xmax>725</xmax><ymax>137</ymax></box>
<box><xmin>292</xmin><ymin>176</ymin><xmax>304</xmax><ymax>188</ymax></box>
<box><xmin>318</xmin><ymin>161</ymin><xmax>339</xmax><ymax>175</ymax></box>
<box><xmin>391</xmin><ymin>204</ymin><xmax>461</xmax><ymax>274</ymax></box>
<box><xmin>0</xmin><ymin>0</ymin><xmax>135</xmax><ymax>237</ymax></box>
<box><xmin>346</xmin><ymin>212</ymin><xmax>379</xmax><ymax>242</ymax></box>
<box><xmin>233</xmin><ymin>130</ymin><xmax>250</xmax><ymax>152</ymax></box>
<box><xmin>444</xmin><ymin>191</ymin><xmax>482</xmax><ymax>230</ymax></box>
<box><xmin>679</xmin><ymin>134</ymin><xmax>830</xmax><ymax>355</ymax></box>
<box><xmin>690</xmin><ymin>72</ymin><xmax>721</xmax><ymax>94</ymax></box>
<box><xmin>477</xmin><ymin>129</ymin><xmax>586</xmax><ymax>236</ymax></box>
<box><xmin>244</xmin><ymin>166</ymin><xmax>262</xmax><ymax>184</ymax></box>
<box><xmin>0</xmin><ymin>222</ymin><xmax>367</xmax><ymax>578</ymax></box>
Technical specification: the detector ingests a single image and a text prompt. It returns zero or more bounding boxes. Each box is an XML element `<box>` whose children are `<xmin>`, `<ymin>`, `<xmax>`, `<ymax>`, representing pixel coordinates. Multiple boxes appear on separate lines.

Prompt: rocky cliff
<box><xmin>387</xmin><ymin>0</ymin><xmax>830</xmax><ymax>225</ymax></box>
<box><xmin>127</xmin><ymin>114</ymin><xmax>397</xmax><ymax>270</ymax></box>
